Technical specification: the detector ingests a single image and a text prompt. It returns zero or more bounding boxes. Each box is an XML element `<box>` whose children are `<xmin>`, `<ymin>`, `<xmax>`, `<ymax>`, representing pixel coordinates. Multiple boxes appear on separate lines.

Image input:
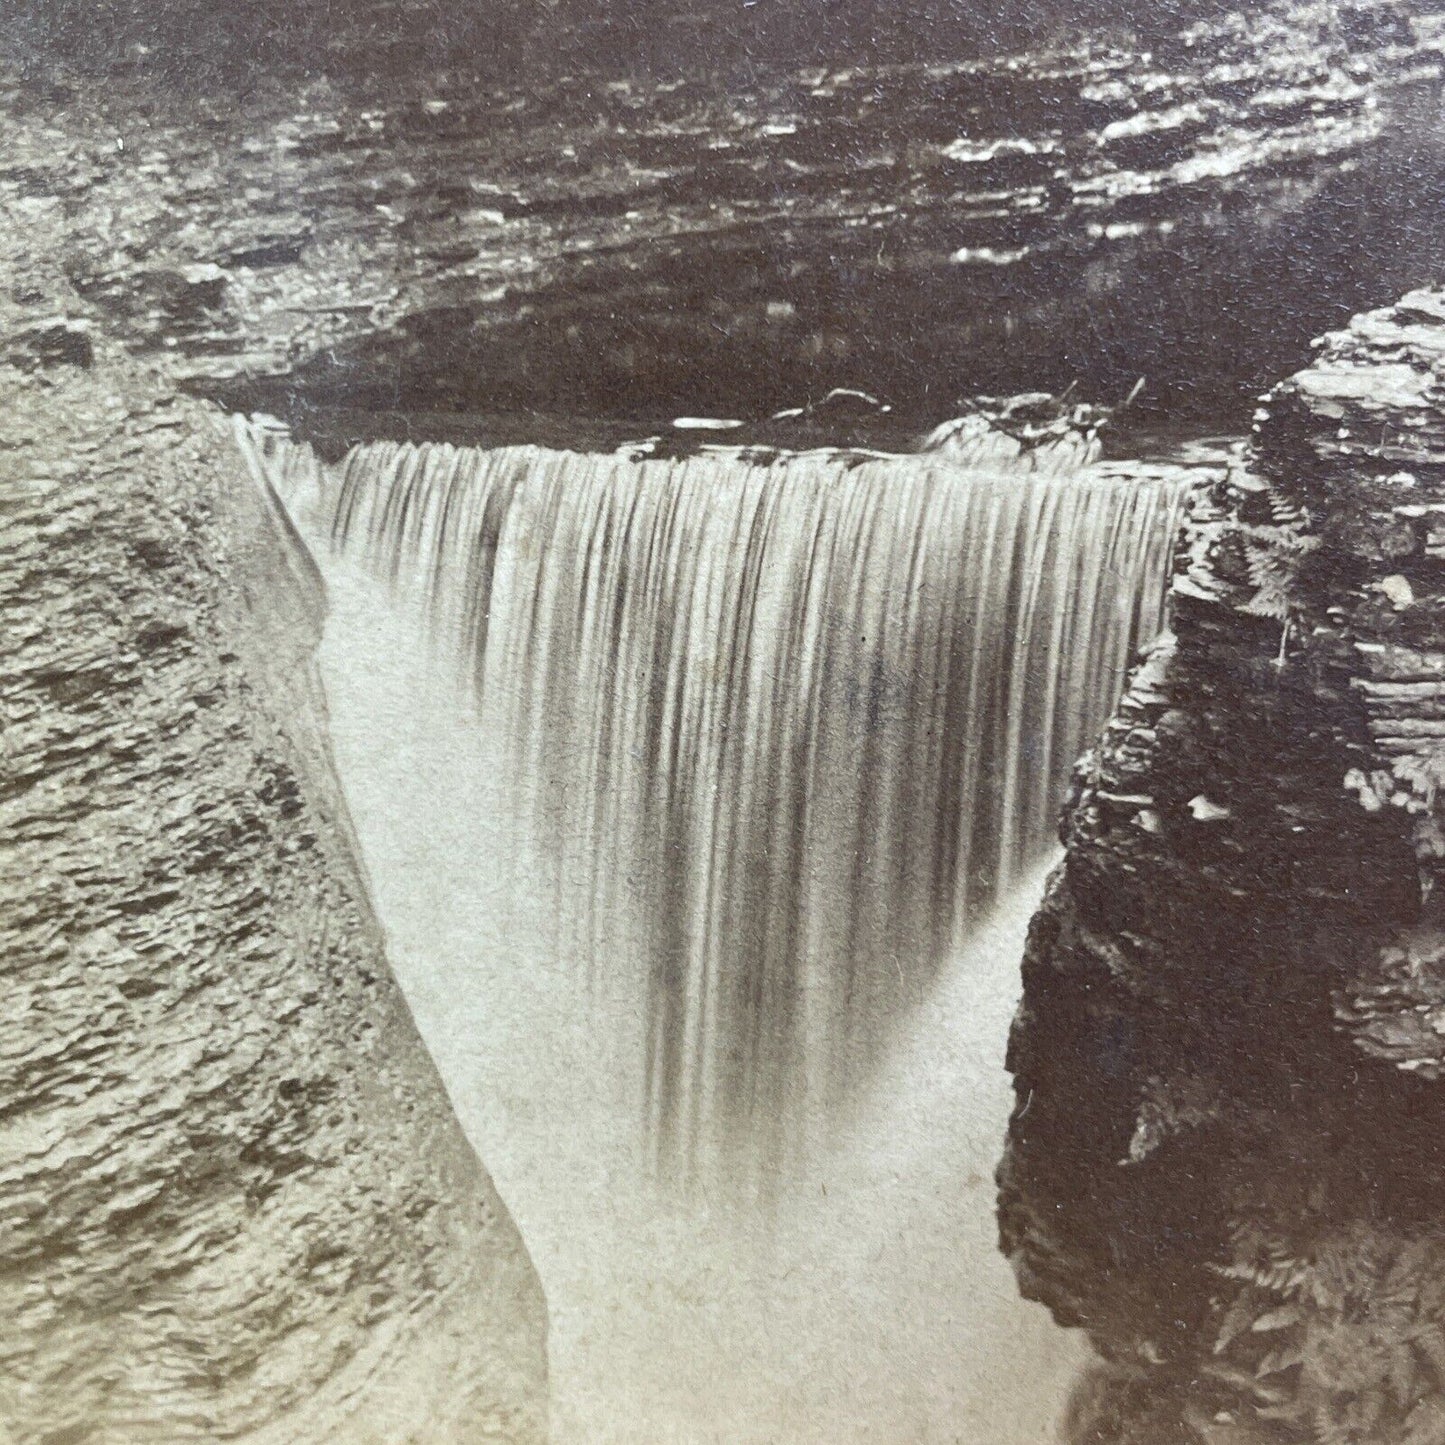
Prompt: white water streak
<box><xmin>247</xmin><ymin>425</ymin><xmax>1186</xmax><ymax>1185</ymax></box>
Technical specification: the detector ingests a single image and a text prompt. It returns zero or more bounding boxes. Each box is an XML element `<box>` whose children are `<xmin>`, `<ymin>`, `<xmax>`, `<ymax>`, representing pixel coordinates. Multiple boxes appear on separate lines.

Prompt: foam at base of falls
<box><xmin>241</xmin><ymin>420</ymin><xmax>1189</xmax><ymax>1184</ymax></box>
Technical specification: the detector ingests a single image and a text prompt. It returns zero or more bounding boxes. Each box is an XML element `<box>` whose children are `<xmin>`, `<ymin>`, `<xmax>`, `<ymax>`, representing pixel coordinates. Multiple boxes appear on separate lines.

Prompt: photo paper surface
<box><xmin>4</xmin><ymin>2</ymin><xmax>1445</xmax><ymax>1442</ymax></box>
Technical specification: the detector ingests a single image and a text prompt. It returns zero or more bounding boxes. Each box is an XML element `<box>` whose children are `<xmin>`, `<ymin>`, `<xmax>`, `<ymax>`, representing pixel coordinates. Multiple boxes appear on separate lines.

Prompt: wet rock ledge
<box><xmin>1001</xmin><ymin>289</ymin><xmax>1445</xmax><ymax>1443</ymax></box>
<box><xmin>0</xmin><ymin>347</ymin><xmax>546</xmax><ymax>1442</ymax></box>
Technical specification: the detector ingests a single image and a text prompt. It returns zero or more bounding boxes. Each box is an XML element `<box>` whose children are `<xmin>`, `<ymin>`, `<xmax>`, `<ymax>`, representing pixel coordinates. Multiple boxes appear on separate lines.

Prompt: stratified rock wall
<box><xmin>0</xmin><ymin>350</ymin><xmax>546</xmax><ymax>1442</ymax></box>
<box><xmin>5</xmin><ymin>0</ymin><xmax>1442</xmax><ymax>428</ymax></box>
<box><xmin>1001</xmin><ymin>291</ymin><xmax>1445</xmax><ymax>1443</ymax></box>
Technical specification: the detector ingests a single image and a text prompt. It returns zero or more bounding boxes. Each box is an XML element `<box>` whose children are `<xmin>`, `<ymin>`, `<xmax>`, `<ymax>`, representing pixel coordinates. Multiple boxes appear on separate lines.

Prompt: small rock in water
<box><xmin>1187</xmin><ymin>794</ymin><xmax>1231</xmax><ymax>822</ymax></box>
<box><xmin>809</xmin><ymin>387</ymin><xmax>891</xmax><ymax>415</ymax></box>
<box><xmin>1135</xmin><ymin>807</ymin><xmax>1164</xmax><ymax>834</ymax></box>
<box><xmin>1381</xmin><ymin>573</ymin><xmax>1415</xmax><ymax>609</ymax></box>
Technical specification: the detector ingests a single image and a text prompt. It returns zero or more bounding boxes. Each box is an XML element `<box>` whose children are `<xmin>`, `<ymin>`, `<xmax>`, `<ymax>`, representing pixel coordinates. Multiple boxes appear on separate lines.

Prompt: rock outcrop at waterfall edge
<box><xmin>0</xmin><ymin>339</ymin><xmax>546</xmax><ymax>1441</ymax></box>
<box><xmin>1000</xmin><ymin>290</ymin><xmax>1445</xmax><ymax>1443</ymax></box>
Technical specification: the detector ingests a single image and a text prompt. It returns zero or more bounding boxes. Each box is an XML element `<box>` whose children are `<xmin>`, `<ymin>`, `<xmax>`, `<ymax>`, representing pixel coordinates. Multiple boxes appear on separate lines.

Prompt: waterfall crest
<box><xmin>245</xmin><ymin>423</ymin><xmax>1188</xmax><ymax>1183</ymax></box>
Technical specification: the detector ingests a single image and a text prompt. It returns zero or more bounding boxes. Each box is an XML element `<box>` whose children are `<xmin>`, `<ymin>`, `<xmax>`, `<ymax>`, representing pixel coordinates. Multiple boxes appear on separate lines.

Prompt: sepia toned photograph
<box><xmin>4</xmin><ymin>0</ymin><xmax>1445</xmax><ymax>1441</ymax></box>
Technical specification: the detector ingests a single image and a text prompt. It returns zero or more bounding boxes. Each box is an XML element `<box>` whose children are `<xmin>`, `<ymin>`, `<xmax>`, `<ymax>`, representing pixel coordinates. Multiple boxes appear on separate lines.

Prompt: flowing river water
<box><xmin>245</xmin><ymin>426</ymin><xmax>1187</xmax><ymax>1443</ymax></box>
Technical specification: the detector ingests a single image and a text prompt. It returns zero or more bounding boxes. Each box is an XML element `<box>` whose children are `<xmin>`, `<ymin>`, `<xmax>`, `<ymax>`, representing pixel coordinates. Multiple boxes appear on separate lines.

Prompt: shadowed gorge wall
<box><xmin>0</xmin><ymin>0</ymin><xmax>1375</xmax><ymax>81</ymax></box>
<box><xmin>1001</xmin><ymin>291</ymin><xmax>1445</xmax><ymax>1443</ymax></box>
<box><xmin>0</xmin><ymin>345</ymin><xmax>546</xmax><ymax>1441</ymax></box>
<box><xmin>5</xmin><ymin>0</ymin><xmax>1444</xmax><ymax>434</ymax></box>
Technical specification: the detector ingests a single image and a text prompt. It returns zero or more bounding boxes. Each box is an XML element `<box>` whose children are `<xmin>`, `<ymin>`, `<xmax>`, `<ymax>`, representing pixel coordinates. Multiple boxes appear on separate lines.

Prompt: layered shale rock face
<box><xmin>0</xmin><ymin>0</ymin><xmax>1417</xmax><ymax>84</ymax></box>
<box><xmin>5</xmin><ymin>0</ymin><xmax>1443</xmax><ymax>429</ymax></box>
<box><xmin>0</xmin><ymin>345</ymin><xmax>546</xmax><ymax>1442</ymax></box>
<box><xmin>1001</xmin><ymin>291</ymin><xmax>1445</xmax><ymax>1443</ymax></box>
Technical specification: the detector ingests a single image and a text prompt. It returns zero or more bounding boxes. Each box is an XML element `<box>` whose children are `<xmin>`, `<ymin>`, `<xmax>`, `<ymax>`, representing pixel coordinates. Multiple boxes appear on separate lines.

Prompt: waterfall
<box><xmin>242</xmin><ymin>421</ymin><xmax>1187</xmax><ymax>1185</ymax></box>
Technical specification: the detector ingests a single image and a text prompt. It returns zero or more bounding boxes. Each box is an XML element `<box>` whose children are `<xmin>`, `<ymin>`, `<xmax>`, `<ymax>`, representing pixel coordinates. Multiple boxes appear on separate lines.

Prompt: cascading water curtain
<box><xmin>244</xmin><ymin>423</ymin><xmax>1190</xmax><ymax>1187</ymax></box>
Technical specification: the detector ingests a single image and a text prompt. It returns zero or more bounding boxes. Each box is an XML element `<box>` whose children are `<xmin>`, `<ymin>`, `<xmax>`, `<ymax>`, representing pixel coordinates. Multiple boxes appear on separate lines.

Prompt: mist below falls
<box><xmin>248</xmin><ymin>428</ymin><xmax>1187</xmax><ymax>1442</ymax></box>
